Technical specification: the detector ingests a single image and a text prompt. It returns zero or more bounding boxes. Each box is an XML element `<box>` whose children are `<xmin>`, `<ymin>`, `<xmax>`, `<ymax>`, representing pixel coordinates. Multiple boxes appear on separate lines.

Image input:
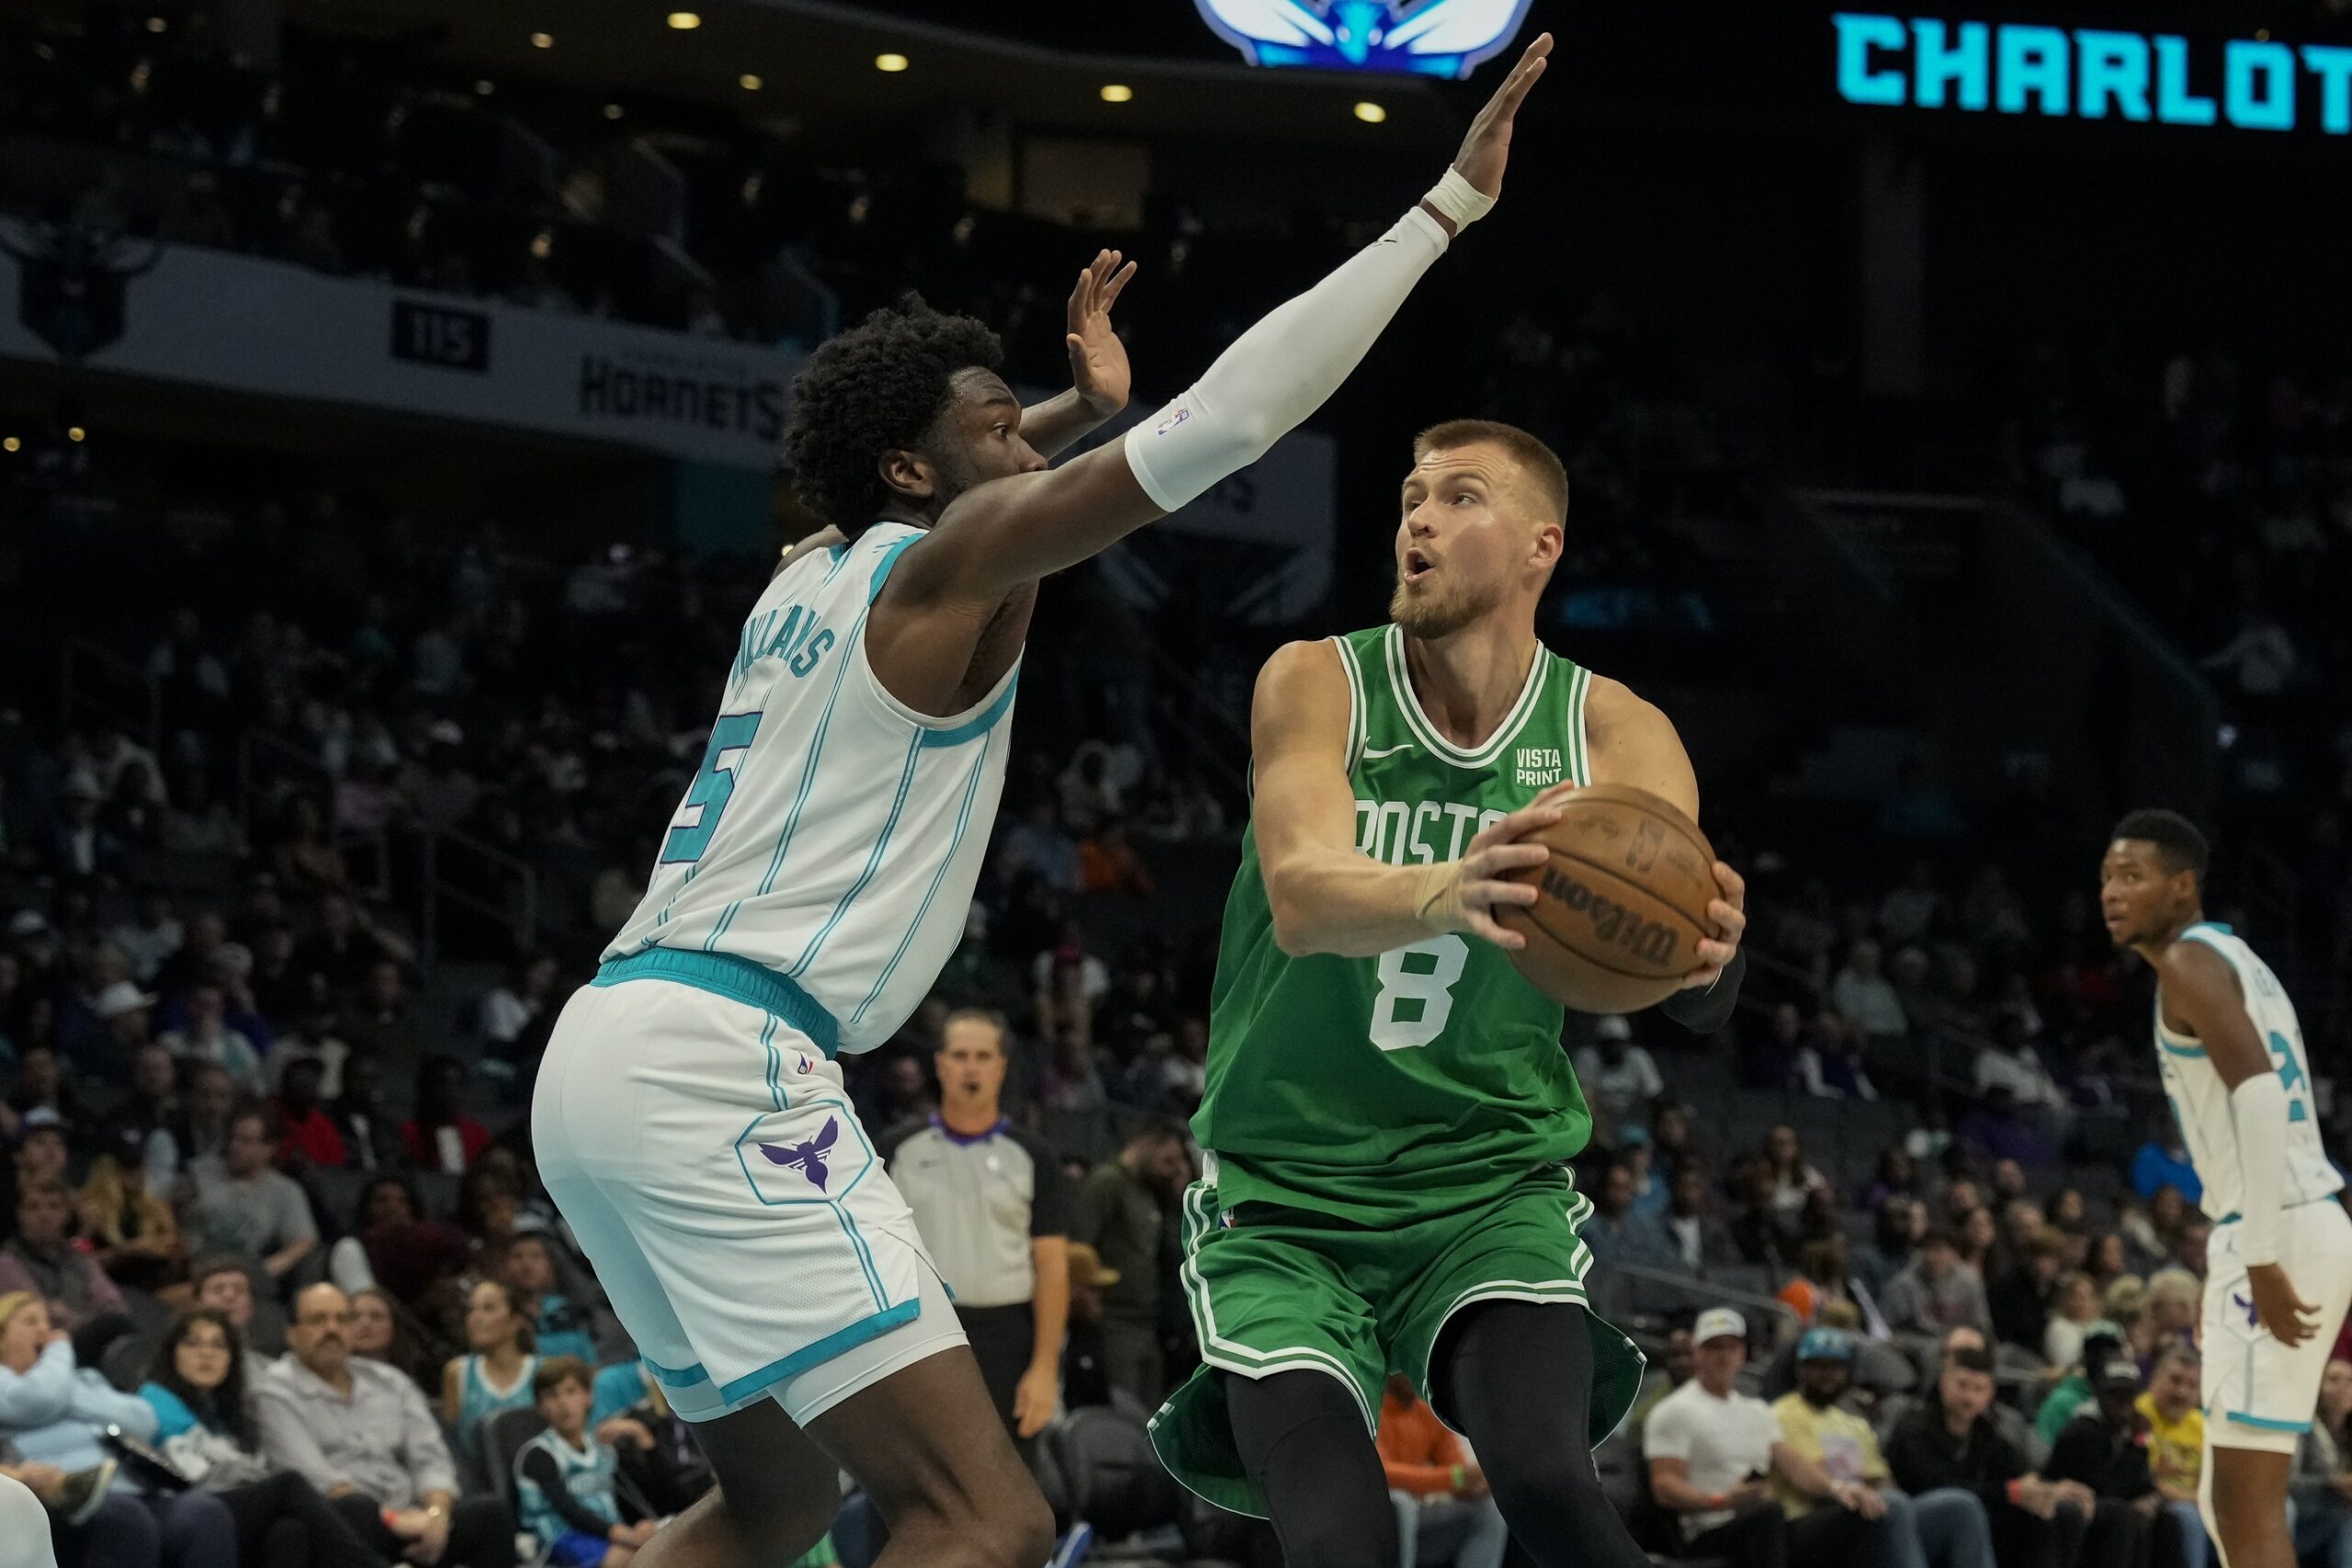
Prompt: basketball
<box><xmin>1496</xmin><ymin>784</ymin><xmax>1720</xmax><ymax>1015</ymax></box>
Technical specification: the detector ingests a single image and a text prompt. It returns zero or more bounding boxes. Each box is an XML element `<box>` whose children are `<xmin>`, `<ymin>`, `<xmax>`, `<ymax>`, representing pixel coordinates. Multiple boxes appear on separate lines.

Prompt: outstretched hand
<box><xmin>1450</xmin><ymin>33</ymin><xmax>1553</xmax><ymax>200</ymax></box>
<box><xmin>1065</xmin><ymin>248</ymin><xmax>1137</xmax><ymax>417</ymax></box>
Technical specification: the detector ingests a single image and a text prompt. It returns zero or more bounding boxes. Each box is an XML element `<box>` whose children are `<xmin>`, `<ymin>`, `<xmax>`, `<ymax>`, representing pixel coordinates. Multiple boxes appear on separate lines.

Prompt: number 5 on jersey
<box><xmin>1371</xmin><ymin>936</ymin><xmax>1469</xmax><ymax>1050</ymax></box>
<box><xmin>662</xmin><ymin>713</ymin><xmax>762</xmax><ymax>865</ymax></box>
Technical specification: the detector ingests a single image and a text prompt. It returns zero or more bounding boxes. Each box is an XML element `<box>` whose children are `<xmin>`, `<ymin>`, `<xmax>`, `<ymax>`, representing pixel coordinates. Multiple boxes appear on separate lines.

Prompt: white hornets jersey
<box><xmin>2154</xmin><ymin>921</ymin><xmax>2343</xmax><ymax>1224</ymax></box>
<box><xmin>603</xmin><ymin>522</ymin><xmax>1014</xmax><ymax>1055</ymax></box>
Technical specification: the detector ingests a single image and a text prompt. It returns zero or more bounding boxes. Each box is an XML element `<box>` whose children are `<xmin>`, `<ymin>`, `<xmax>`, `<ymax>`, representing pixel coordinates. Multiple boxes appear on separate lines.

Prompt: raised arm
<box><xmin>2159</xmin><ymin>938</ymin><xmax>2317</xmax><ymax>1344</ymax></box>
<box><xmin>1251</xmin><ymin>640</ymin><xmax>1563</xmax><ymax>958</ymax></box>
<box><xmin>874</xmin><ymin>38</ymin><xmax>1553</xmax><ymax>704</ymax></box>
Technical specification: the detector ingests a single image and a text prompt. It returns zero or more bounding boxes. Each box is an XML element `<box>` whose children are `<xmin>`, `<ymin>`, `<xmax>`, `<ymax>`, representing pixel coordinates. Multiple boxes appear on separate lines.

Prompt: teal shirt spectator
<box><xmin>452</xmin><ymin>1352</ymin><xmax>539</xmax><ymax>1458</ymax></box>
<box><xmin>0</xmin><ymin>1339</ymin><xmax>161</xmax><ymax>1483</ymax></box>
<box><xmin>533</xmin><ymin>1294</ymin><xmax>596</xmax><ymax>1364</ymax></box>
<box><xmin>590</xmin><ymin>1362</ymin><xmax>648</xmax><ymax>1428</ymax></box>
<box><xmin>140</xmin><ymin>1381</ymin><xmax>204</xmax><ymax>1439</ymax></box>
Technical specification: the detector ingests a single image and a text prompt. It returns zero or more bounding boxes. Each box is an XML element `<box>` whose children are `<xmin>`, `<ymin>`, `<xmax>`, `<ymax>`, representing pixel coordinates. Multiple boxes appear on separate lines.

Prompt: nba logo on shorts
<box><xmin>797</xmin><ymin>1051</ymin><xmax>814</xmax><ymax>1076</ymax></box>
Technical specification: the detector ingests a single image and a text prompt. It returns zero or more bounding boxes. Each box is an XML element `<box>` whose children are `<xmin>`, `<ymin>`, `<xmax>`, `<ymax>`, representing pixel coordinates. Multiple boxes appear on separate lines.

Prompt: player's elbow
<box><xmin>1263</xmin><ymin>877</ymin><xmax>1323</xmax><ymax>957</ymax></box>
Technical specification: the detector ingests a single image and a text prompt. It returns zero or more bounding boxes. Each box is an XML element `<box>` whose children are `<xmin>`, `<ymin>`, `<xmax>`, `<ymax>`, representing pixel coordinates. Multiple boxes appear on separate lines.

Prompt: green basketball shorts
<box><xmin>1147</xmin><ymin>1165</ymin><xmax>1645</xmax><ymax>1517</ymax></box>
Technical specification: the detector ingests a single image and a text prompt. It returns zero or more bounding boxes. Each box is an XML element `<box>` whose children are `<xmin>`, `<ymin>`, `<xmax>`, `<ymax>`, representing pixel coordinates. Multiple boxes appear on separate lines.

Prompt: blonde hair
<box><xmin>79</xmin><ymin>1156</ymin><xmax>174</xmax><ymax>1250</ymax></box>
<box><xmin>0</xmin><ymin>1291</ymin><xmax>37</xmax><ymax>1337</ymax></box>
<box><xmin>2148</xmin><ymin>1269</ymin><xmax>2199</xmax><ymax>1311</ymax></box>
<box><xmin>2102</xmin><ymin>1274</ymin><xmax>2148</xmax><ymax>1323</ymax></box>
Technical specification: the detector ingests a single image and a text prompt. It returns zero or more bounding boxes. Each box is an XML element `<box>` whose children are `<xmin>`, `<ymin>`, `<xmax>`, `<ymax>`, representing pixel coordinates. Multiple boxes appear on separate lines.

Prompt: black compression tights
<box><xmin>1226</xmin><ymin>1300</ymin><xmax>1654</xmax><ymax>1568</ymax></box>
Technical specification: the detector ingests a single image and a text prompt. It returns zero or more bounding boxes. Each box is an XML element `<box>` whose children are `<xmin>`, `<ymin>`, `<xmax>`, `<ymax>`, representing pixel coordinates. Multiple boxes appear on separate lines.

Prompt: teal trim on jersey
<box><xmin>2224</xmin><ymin>1412</ymin><xmax>2309</xmax><ymax>1432</ymax></box>
<box><xmin>869</xmin><ymin>532</ymin><xmax>922</xmax><ymax>602</ymax></box>
<box><xmin>850</xmin><ymin>746</ymin><xmax>989</xmax><ymax>1027</ymax></box>
<box><xmin>593</xmin><ymin>947</ymin><xmax>841</xmax><ymax>1057</ymax></box>
<box><xmin>834</xmin><ymin>1203</ymin><xmax>888</xmax><ymax>1308</ymax></box>
<box><xmin>2158</xmin><ymin>1037</ymin><xmax>2207</xmax><ymax>1058</ymax></box>
<box><xmin>2187</xmin><ymin>922</ymin><xmax>2236</xmax><ymax>938</ymax></box>
<box><xmin>2213</xmin><ymin>1194</ymin><xmax>2337</xmax><ymax>1224</ymax></box>
<box><xmin>715</xmin><ymin>1296</ymin><xmax>920</xmax><ymax>1408</ymax></box>
<box><xmin>820</xmin><ymin>544</ymin><xmax>854</xmax><ymax>587</ymax></box>
<box><xmin>753</xmin><ymin>604</ymin><xmax>873</xmax><ymax>899</ymax></box>
<box><xmin>918</xmin><ymin>670</ymin><xmax>1020</xmax><ymax>748</ymax></box>
<box><xmin>788</xmin><ymin>728</ymin><xmax>923</xmax><ymax>979</ymax></box>
<box><xmin>642</xmin><ymin>1357</ymin><xmax>709</xmax><ymax>1390</ymax></box>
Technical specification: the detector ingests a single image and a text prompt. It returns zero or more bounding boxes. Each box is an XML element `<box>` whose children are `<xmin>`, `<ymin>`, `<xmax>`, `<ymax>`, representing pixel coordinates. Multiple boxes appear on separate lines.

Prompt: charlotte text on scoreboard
<box><xmin>1834</xmin><ymin>13</ymin><xmax>2352</xmax><ymax>133</ymax></box>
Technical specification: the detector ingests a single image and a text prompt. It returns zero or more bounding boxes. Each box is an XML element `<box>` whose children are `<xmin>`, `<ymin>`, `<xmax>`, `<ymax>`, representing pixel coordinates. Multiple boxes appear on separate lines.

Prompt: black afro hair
<box><xmin>780</xmin><ymin>295</ymin><xmax>1003</xmax><ymax>530</ymax></box>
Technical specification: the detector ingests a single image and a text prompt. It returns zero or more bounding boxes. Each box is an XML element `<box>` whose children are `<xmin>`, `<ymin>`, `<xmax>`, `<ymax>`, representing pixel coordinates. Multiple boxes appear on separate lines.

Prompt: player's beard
<box><xmin>1389</xmin><ymin>571</ymin><xmax>1500</xmax><ymax>641</ymax></box>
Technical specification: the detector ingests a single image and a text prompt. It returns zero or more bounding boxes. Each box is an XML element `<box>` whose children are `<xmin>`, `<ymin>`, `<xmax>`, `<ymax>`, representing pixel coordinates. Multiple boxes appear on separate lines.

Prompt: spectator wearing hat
<box><xmin>181</xmin><ymin>1105</ymin><xmax>318</xmax><ymax>1283</ymax></box>
<box><xmin>90</xmin><ymin>980</ymin><xmax>158</xmax><ymax>1067</ymax></box>
<box><xmin>1575</xmin><ymin>1016</ymin><xmax>1663</xmax><ymax>1142</ymax></box>
<box><xmin>2041</xmin><ymin>1348</ymin><xmax>2165</xmax><ymax>1566</ymax></box>
<box><xmin>1885</xmin><ymin>1344</ymin><xmax>2099</xmax><ymax>1568</ymax></box>
<box><xmin>159</xmin><ymin>983</ymin><xmax>266</xmax><ymax>1097</ymax></box>
<box><xmin>1378</xmin><ymin>1372</ymin><xmax>1510</xmax><ymax>1568</ymax></box>
<box><xmin>1773</xmin><ymin>1326</ymin><xmax>1992</xmax><ymax>1567</ymax></box>
<box><xmin>1642</xmin><ymin>1308</ymin><xmax>1794</xmax><ymax>1563</ymax></box>
<box><xmin>267</xmin><ymin>997</ymin><xmax>352</xmax><ymax>1103</ymax></box>
<box><xmin>2</xmin><ymin>1108</ymin><xmax>73</xmax><ymax>1233</ymax></box>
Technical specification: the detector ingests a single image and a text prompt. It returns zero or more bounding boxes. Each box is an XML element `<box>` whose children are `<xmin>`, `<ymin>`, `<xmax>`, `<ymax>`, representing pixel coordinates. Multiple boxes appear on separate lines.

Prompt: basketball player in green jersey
<box><xmin>1149</xmin><ymin>420</ymin><xmax>1748</xmax><ymax>1567</ymax></box>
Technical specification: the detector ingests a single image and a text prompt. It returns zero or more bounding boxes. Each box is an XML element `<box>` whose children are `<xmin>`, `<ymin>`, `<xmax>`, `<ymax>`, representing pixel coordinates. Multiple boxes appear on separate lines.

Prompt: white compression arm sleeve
<box><xmin>2232</xmin><ymin>1072</ymin><xmax>2289</xmax><ymax>1266</ymax></box>
<box><xmin>1122</xmin><ymin>204</ymin><xmax>1451</xmax><ymax>512</ymax></box>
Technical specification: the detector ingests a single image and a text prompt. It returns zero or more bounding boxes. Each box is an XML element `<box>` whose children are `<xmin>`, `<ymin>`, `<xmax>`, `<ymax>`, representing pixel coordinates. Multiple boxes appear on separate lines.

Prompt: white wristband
<box><xmin>1421</xmin><ymin>167</ymin><xmax>1495</xmax><ymax>231</ymax></box>
<box><xmin>2231</xmin><ymin>1072</ymin><xmax>2290</xmax><ymax>1266</ymax></box>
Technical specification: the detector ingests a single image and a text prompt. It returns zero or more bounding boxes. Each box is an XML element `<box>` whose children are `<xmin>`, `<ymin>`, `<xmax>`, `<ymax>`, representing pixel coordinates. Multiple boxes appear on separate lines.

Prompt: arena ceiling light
<box><xmin>2</xmin><ymin>438</ymin><xmax>17</xmax><ymax>454</ymax></box>
<box><xmin>740</xmin><ymin>73</ymin><xmax>763</xmax><ymax>90</ymax></box>
<box><xmin>1352</xmin><ymin>99</ymin><xmax>1387</xmax><ymax>122</ymax></box>
<box><xmin>1100</xmin><ymin>84</ymin><xmax>1134</xmax><ymax>102</ymax></box>
<box><xmin>666</xmin><ymin>11</ymin><xmax>702</xmax><ymax>29</ymax></box>
<box><xmin>603</xmin><ymin>103</ymin><xmax>625</xmax><ymax>119</ymax></box>
<box><xmin>145</xmin><ymin>16</ymin><xmax>166</xmax><ymax>32</ymax></box>
<box><xmin>875</xmin><ymin>52</ymin><xmax>910</xmax><ymax>73</ymax></box>
<box><xmin>530</xmin><ymin>31</ymin><xmax>553</xmax><ymax>49</ymax></box>
<box><xmin>474</xmin><ymin>79</ymin><xmax>496</xmax><ymax>96</ymax></box>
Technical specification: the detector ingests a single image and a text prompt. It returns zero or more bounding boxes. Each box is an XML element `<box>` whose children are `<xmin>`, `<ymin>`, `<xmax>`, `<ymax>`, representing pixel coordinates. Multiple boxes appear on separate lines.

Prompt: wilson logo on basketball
<box><xmin>1539</xmin><ymin>867</ymin><xmax>1681</xmax><ymax>966</ymax></box>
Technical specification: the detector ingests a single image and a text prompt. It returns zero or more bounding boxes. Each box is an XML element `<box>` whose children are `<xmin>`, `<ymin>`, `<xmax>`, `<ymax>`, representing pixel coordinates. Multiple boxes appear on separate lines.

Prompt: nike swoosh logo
<box><xmin>1363</xmin><ymin>743</ymin><xmax>1415</xmax><ymax>759</ymax></box>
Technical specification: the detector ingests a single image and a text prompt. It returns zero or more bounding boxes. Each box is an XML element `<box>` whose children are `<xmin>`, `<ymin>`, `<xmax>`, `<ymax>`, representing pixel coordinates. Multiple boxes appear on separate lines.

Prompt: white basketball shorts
<box><xmin>2202</xmin><ymin>1195</ymin><xmax>2352</xmax><ymax>1453</ymax></box>
<box><xmin>533</xmin><ymin>952</ymin><xmax>965</xmax><ymax>1427</ymax></box>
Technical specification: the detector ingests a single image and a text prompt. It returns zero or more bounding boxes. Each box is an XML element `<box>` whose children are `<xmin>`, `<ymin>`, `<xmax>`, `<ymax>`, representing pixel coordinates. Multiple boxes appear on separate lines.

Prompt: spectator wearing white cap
<box><xmin>1773</xmin><ymin>1326</ymin><xmax>1993</xmax><ymax>1568</ymax></box>
<box><xmin>1574</xmin><ymin>1017</ymin><xmax>1663</xmax><ymax>1143</ymax></box>
<box><xmin>91</xmin><ymin>980</ymin><xmax>157</xmax><ymax>1062</ymax></box>
<box><xmin>1645</xmin><ymin>1308</ymin><xmax>1786</xmax><ymax>1562</ymax></box>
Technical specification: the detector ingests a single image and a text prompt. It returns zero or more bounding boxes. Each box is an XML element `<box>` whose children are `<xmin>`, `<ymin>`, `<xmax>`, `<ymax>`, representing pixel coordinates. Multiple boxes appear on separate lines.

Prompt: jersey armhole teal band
<box><xmin>869</xmin><ymin>532</ymin><xmax>922</xmax><ymax>603</ymax></box>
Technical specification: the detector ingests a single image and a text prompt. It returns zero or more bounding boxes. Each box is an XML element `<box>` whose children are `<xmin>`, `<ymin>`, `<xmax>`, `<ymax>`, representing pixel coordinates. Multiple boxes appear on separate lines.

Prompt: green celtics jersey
<box><xmin>1193</xmin><ymin>623</ymin><xmax>1599</xmax><ymax>1226</ymax></box>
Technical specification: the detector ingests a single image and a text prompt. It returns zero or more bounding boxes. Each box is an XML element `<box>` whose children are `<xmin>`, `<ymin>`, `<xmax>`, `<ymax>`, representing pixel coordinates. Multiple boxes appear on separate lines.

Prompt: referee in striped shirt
<box><xmin>881</xmin><ymin>1009</ymin><xmax>1071</xmax><ymax>1456</ymax></box>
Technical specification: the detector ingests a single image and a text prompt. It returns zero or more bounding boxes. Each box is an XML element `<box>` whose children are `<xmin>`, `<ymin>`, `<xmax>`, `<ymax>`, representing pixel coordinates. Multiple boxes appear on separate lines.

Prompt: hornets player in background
<box><xmin>2101</xmin><ymin>810</ymin><xmax>2352</xmax><ymax>1568</ymax></box>
<box><xmin>530</xmin><ymin>36</ymin><xmax>1558</xmax><ymax>1568</ymax></box>
<box><xmin>1148</xmin><ymin>417</ymin><xmax>1748</xmax><ymax>1568</ymax></box>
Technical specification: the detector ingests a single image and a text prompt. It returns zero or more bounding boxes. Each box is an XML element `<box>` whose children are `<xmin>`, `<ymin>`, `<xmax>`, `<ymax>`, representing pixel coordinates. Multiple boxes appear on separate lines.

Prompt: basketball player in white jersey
<box><xmin>2101</xmin><ymin>808</ymin><xmax>2352</xmax><ymax>1568</ymax></box>
<box><xmin>531</xmin><ymin>38</ymin><xmax>1555</xmax><ymax>1568</ymax></box>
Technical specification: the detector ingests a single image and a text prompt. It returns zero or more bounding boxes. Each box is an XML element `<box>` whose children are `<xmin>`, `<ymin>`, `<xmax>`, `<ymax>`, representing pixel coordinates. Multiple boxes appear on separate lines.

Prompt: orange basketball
<box><xmin>1495</xmin><ymin>784</ymin><xmax>1719</xmax><ymax>1015</ymax></box>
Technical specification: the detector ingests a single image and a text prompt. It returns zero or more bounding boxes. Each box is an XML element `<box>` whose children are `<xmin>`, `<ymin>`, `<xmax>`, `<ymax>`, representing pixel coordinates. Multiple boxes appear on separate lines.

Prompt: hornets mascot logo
<box><xmin>1193</xmin><ymin>0</ymin><xmax>1534</xmax><ymax>77</ymax></box>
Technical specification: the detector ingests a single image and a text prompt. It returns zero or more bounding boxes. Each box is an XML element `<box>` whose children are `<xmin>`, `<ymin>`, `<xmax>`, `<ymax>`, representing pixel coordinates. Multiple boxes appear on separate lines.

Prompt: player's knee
<box><xmin>961</xmin><ymin>1487</ymin><xmax>1055</xmax><ymax>1568</ymax></box>
<box><xmin>718</xmin><ymin>1479</ymin><xmax>836</xmax><ymax>1562</ymax></box>
<box><xmin>1267</xmin><ymin>1490</ymin><xmax>1401</xmax><ymax>1568</ymax></box>
<box><xmin>1485</xmin><ymin>1446</ymin><xmax>1605</xmax><ymax>1527</ymax></box>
